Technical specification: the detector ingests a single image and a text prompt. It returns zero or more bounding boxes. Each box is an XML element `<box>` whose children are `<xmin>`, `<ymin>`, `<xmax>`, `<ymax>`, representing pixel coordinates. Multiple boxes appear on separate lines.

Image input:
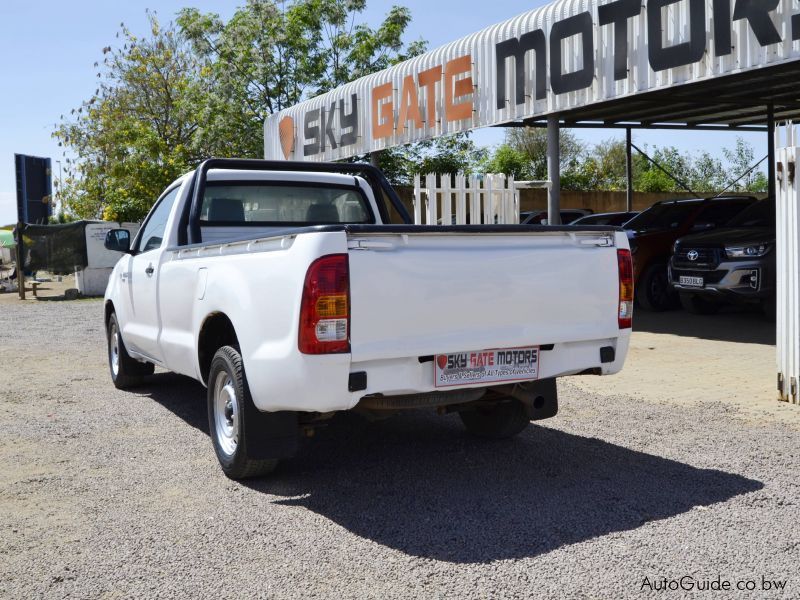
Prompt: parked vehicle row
<box><xmin>519</xmin><ymin>197</ymin><xmax>774</xmax><ymax>317</ymax></box>
<box><xmin>520</xmin><ymin>209</ymin><xmax>594</xmax><ymax>225</ymax></box>
<box><xmin>519</xmin><ymin>209</ymin><xmax>641</xmax><ymax>226</ymax></box>
<box><xmin>572</xmin><ymin>211</ymin><xmax>640</xmax><ymax>227</ymax></box>
<box><xmin>624</xmin><ymin>196</ymin><xmax>758</xmax><ymax>311</ymax></box>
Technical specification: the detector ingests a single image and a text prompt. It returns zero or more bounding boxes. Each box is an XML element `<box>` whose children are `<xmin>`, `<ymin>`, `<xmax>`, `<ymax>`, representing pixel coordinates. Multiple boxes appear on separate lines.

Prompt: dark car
<box><xmin>625</xmin><ymin>196</ymin><xmax>757</xmax><ymax>311</ymax></box>
<box><xmin>520</xmin><ymin>209</ymin><xmax>592</xmax><ymax>225</ymax></box>
<box><xmin>571</xmin><ymin>211</ymin><xmax>639</xmax><ymax>227</ymax></box>
<box><xmin>669</xmin><ymin>199</ymin><xmax>775</xmax><ymax>317</ymax></box>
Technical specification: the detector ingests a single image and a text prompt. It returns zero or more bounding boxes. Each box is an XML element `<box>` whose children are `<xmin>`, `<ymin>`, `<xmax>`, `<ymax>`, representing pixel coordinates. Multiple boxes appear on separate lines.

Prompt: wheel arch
<box><xmin>104</xmin><ymin>300</ymin><xmax>116</xmax><ymax>330</ymax></box>
<box><xmin>197</xmin><ymin>312</ymin><xmax>240</xmax><ymax>385</ymax></box>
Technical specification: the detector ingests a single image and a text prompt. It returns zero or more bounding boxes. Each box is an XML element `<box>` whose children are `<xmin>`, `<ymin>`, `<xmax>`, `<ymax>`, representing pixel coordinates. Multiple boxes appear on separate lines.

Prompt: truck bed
<box><xmin>161</xmin><ymin>224</ymin><xmax>628</xmax><ymax>411</ymax></box>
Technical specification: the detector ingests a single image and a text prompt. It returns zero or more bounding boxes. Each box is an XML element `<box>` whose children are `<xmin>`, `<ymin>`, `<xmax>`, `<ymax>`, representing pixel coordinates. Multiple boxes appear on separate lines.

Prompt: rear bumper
<box><xmin>669</xmin><ymin>259</ymin><xmax>774</xmax><ymax>302</ymax></box>
<box><xmin>245</xmin><ymin>333</ymin><xmax>630</xmax><ymax>413</ymax></box>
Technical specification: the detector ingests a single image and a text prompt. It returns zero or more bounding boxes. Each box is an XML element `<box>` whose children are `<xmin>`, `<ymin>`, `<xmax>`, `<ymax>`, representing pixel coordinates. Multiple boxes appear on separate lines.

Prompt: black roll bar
<box><xmin>186</xmin><ymin>158</ymin><xmax>412</xmax><ymax>245</ymax></box>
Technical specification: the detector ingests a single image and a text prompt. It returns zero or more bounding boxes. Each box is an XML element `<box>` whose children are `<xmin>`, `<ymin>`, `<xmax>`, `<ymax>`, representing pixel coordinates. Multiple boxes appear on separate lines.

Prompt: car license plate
<box><xmin>434</xmin><ymin>346</ymin><xmax>539</xmax><ymax>388</ymax></box>
<box><xmin>679</xmin><ymin>276</ymin><xmax>704</xmax><ymax>287</ymax></box>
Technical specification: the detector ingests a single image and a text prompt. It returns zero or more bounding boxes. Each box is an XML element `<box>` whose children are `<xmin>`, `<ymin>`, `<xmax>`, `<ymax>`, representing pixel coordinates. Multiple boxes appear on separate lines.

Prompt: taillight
<box><xmin>618</xmin><ymin>249</ymin><xmax>633</xmax><ymax>329</ymax></box>
<box><xmin>299</xmin><ymin>254</ymin><xmax>350</xmax><ymax>354</ymax></box>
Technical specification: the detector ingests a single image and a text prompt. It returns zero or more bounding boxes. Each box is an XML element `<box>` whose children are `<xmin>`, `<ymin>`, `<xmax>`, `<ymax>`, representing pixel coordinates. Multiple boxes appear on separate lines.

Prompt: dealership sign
<box><xmin>265</xmin><ymin>0</ymin><xmax>800</xmax><ymax>161</ymax></box>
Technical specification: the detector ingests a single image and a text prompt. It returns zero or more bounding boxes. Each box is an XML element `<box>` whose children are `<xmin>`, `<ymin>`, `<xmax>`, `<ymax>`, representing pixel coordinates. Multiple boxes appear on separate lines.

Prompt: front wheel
<box><xmin>459</xmin><ymin>399</ymin><xmax>530</xmax><ymax>439</ymax></box>
<box><xmin>107</xmin><ymin>312</ymin><xmax>154</xmax><ymax>389</ymax></box>
<box><xmin>638</xmin><ymin>263</ymin><xmax>677</xmax><ymax>311</ymax></box>
<box><xmin>207</xmin><ymin>346</ymin><xmax>278</xmax><ymax>480</ymax></box>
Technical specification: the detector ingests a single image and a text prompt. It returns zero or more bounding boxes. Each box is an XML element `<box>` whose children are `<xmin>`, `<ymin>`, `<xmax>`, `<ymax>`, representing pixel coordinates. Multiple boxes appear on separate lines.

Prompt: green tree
<box><xmin>631</xmin><ymin>146</ymin><xmax>693</xmax><ymax>193</ymax></box>
<box><xmin>723</xmin><ymin>137</ymin><xmax>768</xmax><ymax>192</ymax></box>
<box><xmin>55</xmin><ymin>14</ymin><xmax>206</xmax><ymax>221</ymax></box>
<box><xmin>481</xmin><ymin>144</ymin><xmax>534</xmax><ymax>180</ymax></box>
<box><xmin>56</xmin><ymin>2</ymin><xmax>425</xmax><ymax>221</ymax></box>
<box><xmin>562</xmin><ymin>138</ymin><xmax>627</xmax><ymax>191</ymax></box>
<box><xmin>690</xmin><ymin>151</ymin><xmax>726</xmax><ymax>193</ymax></box>
<box><xmin>503</xmin><ymin>127</ymin><xmax>584</xmax><ymax>180</ymax></box>
<box><xmin>178</xmin><ymin>0</ymin><xmax>425</xmax><ymax>158</ymax></box>
<box><xmin>371</xmin><ymin>133</ymin><xmax>487</xmax><ymax>185</ymax></box>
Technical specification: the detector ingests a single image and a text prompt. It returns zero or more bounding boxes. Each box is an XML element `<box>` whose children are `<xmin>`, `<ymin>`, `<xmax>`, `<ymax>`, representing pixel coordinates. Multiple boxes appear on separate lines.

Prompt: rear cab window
<box><xmin>200</xmin><ymin>183</ymin><xmax>375</xmax><ymax>226</ymax></box>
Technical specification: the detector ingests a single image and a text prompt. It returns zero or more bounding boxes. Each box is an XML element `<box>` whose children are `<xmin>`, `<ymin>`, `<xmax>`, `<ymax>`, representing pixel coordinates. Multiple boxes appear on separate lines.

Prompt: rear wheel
<box><xmin>459</xmin><ymin>399</ymin><xmax>530</xmax><ymax>439</ymax></box>
<box><xmin>638</xmin><ymin>263</ymin><xmax>677</xmax><ymax>311</ymax></box>
<box><xmin>207</xmin><ymin>346</ymin><xmax>278</xmax><ymax>480</ymax></box>
<box><xmin>679</xmin><ymin>292</ymin><xmax>722</xmax><ymax>315</ymax></box>
<box><xmin>107</xmin><ymin>312</ymin><xmax>154</xmax><ymax>389</ymax></box>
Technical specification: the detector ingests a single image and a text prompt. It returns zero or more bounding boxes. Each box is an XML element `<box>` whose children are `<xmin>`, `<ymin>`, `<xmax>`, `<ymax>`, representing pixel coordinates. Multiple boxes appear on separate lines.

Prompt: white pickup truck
<box><xmin>103</xmin><ymin>159</ymin><xmax>632</xmax><ymax>479</ymax></box>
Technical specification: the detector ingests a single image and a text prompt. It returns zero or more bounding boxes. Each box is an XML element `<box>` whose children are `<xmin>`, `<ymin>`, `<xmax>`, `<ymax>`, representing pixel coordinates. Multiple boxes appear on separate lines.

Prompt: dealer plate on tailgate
<box><xmin>679</xmin><ymin>275</ymin><xmax>704</xmax><ymax>287</ymax></box>
<box><xmin>434</xmin><ymin>346</ymin><xmax>540</xmax><ymax>388</ymax></box>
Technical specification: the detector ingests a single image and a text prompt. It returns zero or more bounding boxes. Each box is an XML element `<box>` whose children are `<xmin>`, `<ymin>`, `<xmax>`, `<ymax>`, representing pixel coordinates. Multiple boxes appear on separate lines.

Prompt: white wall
<box><xmin>75</xmin><ymin>222</ymin><xmax>140</xmax><ymax>296</ymax></box>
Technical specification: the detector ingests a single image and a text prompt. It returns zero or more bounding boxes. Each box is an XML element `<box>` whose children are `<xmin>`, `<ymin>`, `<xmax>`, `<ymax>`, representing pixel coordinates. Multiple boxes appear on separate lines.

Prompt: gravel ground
<box><xmin>1</xmin><ymin>299</ymin><xmax>799</xmax><ymax>599</ymax></box>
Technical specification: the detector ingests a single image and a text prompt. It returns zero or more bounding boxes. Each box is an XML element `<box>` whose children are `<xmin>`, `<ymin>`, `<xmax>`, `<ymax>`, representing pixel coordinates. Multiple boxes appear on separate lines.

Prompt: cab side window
<box><xmin>137</xmin><ymin>188</ymin><xmax>180</xmax><ymax>253</ymax></box>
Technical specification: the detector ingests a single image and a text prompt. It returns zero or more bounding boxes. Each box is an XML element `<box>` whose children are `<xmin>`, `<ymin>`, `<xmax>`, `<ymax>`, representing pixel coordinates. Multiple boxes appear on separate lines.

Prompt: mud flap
<box><xmin>242</xmin><ymin>401</ymin><xmax>299</xmax><ymax>460</ymax></box>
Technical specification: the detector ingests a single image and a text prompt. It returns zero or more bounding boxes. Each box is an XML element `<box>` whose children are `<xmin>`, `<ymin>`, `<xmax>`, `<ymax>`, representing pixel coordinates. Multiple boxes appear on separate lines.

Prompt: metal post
<box><xmin>768</xmin><ymin>105</ymin><xmax>776</xmax><ymax>200</ymax></box>
<box><xmin>56</xmin><ymin>159</ymin><xmax>63</xmax><ymax>216</ymax></box>
<box><xmin>626</xmin><ymin>127</ymin><xmax>633</xmax><ymax>212</ymax></box>
<box><xmin>16</xmin><ymin>222</ymin><xmax>25</xmax><ymax>300</ymax></box>
<box><xmin>547</xmin><ymin>116</ymin><xmax>561</xmax><ymax>225</ymax></box>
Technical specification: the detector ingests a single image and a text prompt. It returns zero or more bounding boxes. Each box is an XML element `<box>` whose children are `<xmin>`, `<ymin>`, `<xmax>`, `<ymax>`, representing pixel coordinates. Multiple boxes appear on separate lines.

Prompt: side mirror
<box><xmin>104</xmin><ymin>229</ymin><xmax>131</xmax><ymax>253</ymax></box>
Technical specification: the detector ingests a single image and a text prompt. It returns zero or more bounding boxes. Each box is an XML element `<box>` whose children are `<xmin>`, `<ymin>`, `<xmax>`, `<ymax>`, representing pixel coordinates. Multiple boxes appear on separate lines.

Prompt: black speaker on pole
<box><xmin>15</xmin><ymin>154</ymin><xmax>53</xmax><ymax>225</ymax></box>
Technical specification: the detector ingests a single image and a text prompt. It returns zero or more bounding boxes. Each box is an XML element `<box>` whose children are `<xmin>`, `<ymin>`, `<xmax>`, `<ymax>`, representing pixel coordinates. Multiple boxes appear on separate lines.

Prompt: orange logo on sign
<box><xmin>279</xmin><ymin>116</ymin><xmax>295</xmax><ymax>159</ymax></box>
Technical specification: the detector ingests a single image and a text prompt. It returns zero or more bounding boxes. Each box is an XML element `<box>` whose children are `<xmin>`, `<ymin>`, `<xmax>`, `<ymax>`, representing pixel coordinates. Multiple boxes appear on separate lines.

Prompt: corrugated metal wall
<box><xmin>776</xmin><ymin>124</ymin><xmax>799</xmax><ymax>404</ymax></box>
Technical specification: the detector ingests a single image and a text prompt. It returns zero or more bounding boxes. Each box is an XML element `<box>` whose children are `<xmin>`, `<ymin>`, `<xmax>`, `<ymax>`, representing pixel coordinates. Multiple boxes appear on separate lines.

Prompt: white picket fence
<box><xmin>776</xmin><ymin>124</ymin><xmax>800</xmax><ymax>404</ymax></box>
<box><xmin>412</xmin><ymin>173</ymin><xmax>520</xmax><ymax>225</ymax></box>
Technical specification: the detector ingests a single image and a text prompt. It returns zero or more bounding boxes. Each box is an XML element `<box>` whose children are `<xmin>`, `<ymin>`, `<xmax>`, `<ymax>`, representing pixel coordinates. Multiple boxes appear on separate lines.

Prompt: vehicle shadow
<box><xmin>633</xmin><ymin>307</ymin><xmax>775</xmax><ymax>346</ymax></box>
<box><xmin>137</xmin><ymin>372</ymin><xmax>210</xmax><ymax>434</ymax></box>
<box><xmin>140</xmin><ymin>372</ymin><xmax>763</xmax><ymax>564</ymax></box>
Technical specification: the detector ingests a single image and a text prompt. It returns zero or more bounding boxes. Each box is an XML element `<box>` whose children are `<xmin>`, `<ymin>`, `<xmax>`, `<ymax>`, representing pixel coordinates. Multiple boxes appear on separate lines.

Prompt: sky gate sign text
<box><xmin>265</xmin><ymin>0</ymin><xmax>800</xmax><ymax>162</ymax></box>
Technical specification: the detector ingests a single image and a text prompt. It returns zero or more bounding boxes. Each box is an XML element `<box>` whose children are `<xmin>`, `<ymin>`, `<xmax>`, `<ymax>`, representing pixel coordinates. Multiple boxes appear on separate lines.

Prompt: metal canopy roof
<box><xmin>266</xmin><ymin>0</ymin><xmax>800</xmax><ymax>160</ymax></box>
<box><xmin>511</xmin><ymin>61</ymin><xmax>800</xmax><ymax>132</ymax></box>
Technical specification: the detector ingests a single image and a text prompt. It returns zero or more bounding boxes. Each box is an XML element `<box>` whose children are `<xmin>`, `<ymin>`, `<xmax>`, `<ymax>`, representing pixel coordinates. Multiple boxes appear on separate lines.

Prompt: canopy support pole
<box><xmin>768</xmin><ymin>104</ymin><xmax>776</xmax><ymax>200</ymax></box>
<box><xmin>547</xmin><ymin>116</ymin><xmax>561</xmax><ymax>225</ymax></box>
<box><xmin>626</xmin><ymin>127</ymin><xmax>633</xmax><ymax>212</ymax></box>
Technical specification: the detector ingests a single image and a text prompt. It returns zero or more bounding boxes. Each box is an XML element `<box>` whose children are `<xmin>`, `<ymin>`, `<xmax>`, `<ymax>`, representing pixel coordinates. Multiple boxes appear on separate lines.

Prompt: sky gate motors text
<box><xmin>496</xmin><ymin>0</ymin><xmax>799</xmax><ymax>107</ymax></box>
<box><xmin>447</xmin><ymin>349</ymin><xmax>539</xmax><ymax>369</ymax></box>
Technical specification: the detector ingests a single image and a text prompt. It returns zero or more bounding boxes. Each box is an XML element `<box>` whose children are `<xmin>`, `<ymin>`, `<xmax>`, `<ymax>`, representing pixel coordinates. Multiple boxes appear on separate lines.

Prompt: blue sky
<box><xmin>0</xmin><ymin>0</ymin><xmax>766</xmax><ymax>226</ymax></box>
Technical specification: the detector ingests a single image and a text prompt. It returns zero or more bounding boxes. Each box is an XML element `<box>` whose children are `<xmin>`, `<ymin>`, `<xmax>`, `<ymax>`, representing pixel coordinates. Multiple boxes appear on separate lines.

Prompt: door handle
<box><xmin>145</xmin><ymin>264</ymin><xmax>155</xmax><ymax>277</ymax></box>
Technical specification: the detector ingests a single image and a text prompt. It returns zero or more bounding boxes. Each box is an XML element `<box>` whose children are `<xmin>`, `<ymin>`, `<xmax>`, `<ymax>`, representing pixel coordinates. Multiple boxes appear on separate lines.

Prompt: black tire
<box><xmin>459</xmin><ymin>399</ymin><xmax>530</xmax><ymax>439</ymax></box>
<box><xmin>207</xmin><ymin>346</ymin><xmax>278</xmax><ymax>480</ymax></box>
<box><xmin>107</xmin><ymin>312</ymin><xmax>154</xmax><ymax>389</ymax></box>
<box><xmin>679</xmin><ymin>292</ymin><xmax>722</xmax><ymax>315</ymax></box>
<box><xmin>762</xmin><ymin>297</ymin><xmax>776</xmax><ymax>321</ymax></box>
<box><xmin>638</xmin><ymin>263</ymin><xmax>677</xmax><ymax>311</ymax></box>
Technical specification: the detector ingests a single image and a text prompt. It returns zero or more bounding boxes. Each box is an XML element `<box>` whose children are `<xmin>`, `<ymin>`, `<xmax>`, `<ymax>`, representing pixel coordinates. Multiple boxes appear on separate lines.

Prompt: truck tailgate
<box><xmin>347</xmin><ymin>229</ymin><xmax>623</xmax><ymax>362</ymax></box>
